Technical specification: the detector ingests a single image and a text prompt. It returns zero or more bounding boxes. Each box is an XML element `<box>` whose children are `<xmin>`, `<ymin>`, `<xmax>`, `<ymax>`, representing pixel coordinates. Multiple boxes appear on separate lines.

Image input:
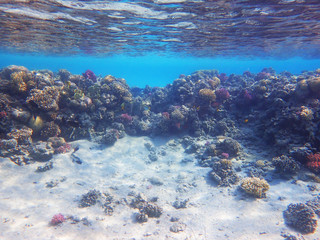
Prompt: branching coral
<box><xmin>240</xmin><ymin>177</ymin><xmax>269</xmax><ymax>198</ymax></box>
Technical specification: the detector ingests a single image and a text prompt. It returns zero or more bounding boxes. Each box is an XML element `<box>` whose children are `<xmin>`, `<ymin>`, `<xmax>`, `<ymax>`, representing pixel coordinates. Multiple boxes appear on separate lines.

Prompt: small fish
<box><xmin>121</xmin><ymin>102</ymin><xmax>125</xmax><ymax>111</ymax></box>
<box><xmin>144</xmin><ymin>105</ymin><xmax>150</xmax><ymax>111</ymax></box>
<box><xmin>193</xmin><ymin>106</ymin><xmax>200</xmax><ymax>111</ymax></box>
<box><xmin>29</xmin><ymin>115</ymin><xmax>44</xmax><ymax>131</ymax></box>
<box><xmin>244</xmin><ymin>119</ymin><xmax>249</xmax><ymax>123</ymax></box>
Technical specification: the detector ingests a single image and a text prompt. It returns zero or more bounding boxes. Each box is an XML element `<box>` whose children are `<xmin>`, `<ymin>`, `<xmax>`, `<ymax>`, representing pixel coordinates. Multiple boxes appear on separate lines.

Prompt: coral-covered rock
<box><xmin>272</xmin><ymin>155</ymin><xmax>301</xmax><ymax>175</ymax></box>
<box><xmin>0</xmin><ymin>139</ymin><xmax>18</xmax><ymax>150</ymax></box>
<box><xmin>47</xmin><ymin>137</ymin><xmax>66</xmax><ymax>148</ymax></box>
<box><xmin>308</xmin><ymin>77</ymin><xmax>320</xmax><ymax>95</ymax></box>
<box><xmin>7</xmin><ymin>127</ymin><xmax>33</xmax><ymax>145</ymax></box>
<box><xmin>129</xmin><ymin>193</ymin><xmax>162</xmax><ymax>223</ymax></box>
<box><xmin>27</xmin><ymin>86</ymin><xmax>60</xmax><ymax>111</ymax></box>
<box><xmin>295</xmin><ymin>79</ymin><xmax>310</xmax><ymax>98</ymax></box>
<box><xmin>283</xmin><ymin>203</ymin><xmax>317</xmax><ymax>234</ymax></box>
<box><xmin>0</xmin><ymin>65</ymin><xmax>29</xmax><ymax>79</ymax></box>
<box><xmin>217</xmin><ymin>138</ymin><xmax>241</xmax><ymax>157</ymax></box>
<box><xmin>40</xmin><ymin>122</ymin><xmax>61</xmax><ymax>139</ymax></box>
<box><xmin>97</xmin><ymin>129</ymin><xmax>122</xmax><ymax>146</ymax></box>
<box><xmin>209</xmin><ymin>159</ymin><xmax>239</xmax><ymax>187</ymax></box>
<box><xmin>306</xmin><ymin>197</ymin><xmax>320</xmax><ymax>217</ymax></box>
<box><xmin>79</xmin><ymin>189</ymin><xmax>101</xmax><ymax>208</ymax></box>
<box><xmin>29</xmin><ymin>141</ymin><xmax>54</xmax><ymax>162</ymax></box>
<box><xmin>10</xmin><ymin>70</ymin><xmax>34</xmax><ymax>93</ymax></box>
<box><xmin>240</xmin><ymin>177</ymin><xmax>269</xmax><ymax>198</ymax></box>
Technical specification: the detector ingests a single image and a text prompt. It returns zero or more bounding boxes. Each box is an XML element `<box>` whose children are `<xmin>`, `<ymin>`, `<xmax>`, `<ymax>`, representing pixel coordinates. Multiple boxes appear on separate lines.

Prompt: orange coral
<box><xmin>307</xmin><ymin>153</ymin><xmax>320</xmax><ymax>170</ymax></box>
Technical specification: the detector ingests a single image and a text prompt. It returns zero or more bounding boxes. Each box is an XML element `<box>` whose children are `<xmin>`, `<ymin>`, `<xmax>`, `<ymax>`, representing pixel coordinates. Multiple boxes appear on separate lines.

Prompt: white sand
<box><xmin>0</xmin><ymin>136</ymin><xmax>319</xmax><ymax>240</ymax></box>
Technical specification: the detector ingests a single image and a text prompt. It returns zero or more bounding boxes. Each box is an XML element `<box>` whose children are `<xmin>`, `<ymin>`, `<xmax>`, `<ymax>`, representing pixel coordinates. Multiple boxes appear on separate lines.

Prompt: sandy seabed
<box><xmin>0</xmin><ymin>136</ymin><xmax>319</xmax><ymax>240</ymax></box>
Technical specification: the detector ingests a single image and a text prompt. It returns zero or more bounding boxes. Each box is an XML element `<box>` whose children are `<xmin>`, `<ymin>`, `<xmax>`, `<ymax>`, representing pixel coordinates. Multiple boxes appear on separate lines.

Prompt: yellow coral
<box><xmin>300</xmin><ymin>106</ymin><xmax>313</xmax><ymax>120</ymax></box>
<box><xmin>199</xmin><ymin>88</ymin><xmax>216</xmax><ymax>102</ymax></box>
<box><xmin>103</xmin><ymin>75</ymin><xmax>115</xmax><ymax>83</ymax></box>
<box><xmin>240</xmin><ymin>177</ymin><xmax>269</xmax><ymax>198</ymax></box>
<box><xmin>10</xmin><ymin>71</ymin><xmax>33</xmax><ymax>92</ymax></box>
<box><xmin>255</xmin><ymin>160</ymin><xmax>265</xmax><ymax>168</ymax></box>
<box><xmin>208</xmin><ymin>77</ymin><xmax>220</xmax><ymax>89</ymax></box>
<box><xmin>220</xmin><ymin>159</ymin><xmax>232</xmax><ymax>168</ymax></box>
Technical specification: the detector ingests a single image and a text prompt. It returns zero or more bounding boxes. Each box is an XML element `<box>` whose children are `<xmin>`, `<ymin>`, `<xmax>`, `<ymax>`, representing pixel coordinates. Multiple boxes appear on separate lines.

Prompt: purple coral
<box><xmin>256</xmin><ymin>71</ymin><xmax>270</xmax><ymax>80</ymax></box>
<box><xmin>82</xmin><ymin>70</ymin><xmax>97</xmax><ymax>82</ymax></box>
<box><xmin>215</xmin><ymin>88</ymin><xmax>230</xmax><ymax>101</ymax></box>
<box><xmin>50</xmin><ymin>213</ymin><xmax>65</xmax><ymax>226</ymax></box>
<box><xmin>218</xmin><ymin>73</ymin><xmax>228</xmax><ymax>82</ymax></box>
<box><xmin>243</xmin><ymin>89</ymin><xmax>252</xmax><ymax>101</ymax></box>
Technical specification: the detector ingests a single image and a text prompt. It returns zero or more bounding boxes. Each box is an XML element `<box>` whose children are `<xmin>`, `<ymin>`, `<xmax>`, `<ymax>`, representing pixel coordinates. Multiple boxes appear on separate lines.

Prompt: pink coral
<box><xmin>120</xmin><ymin>113</ymin><xmax>133</xmax><ymax>123</ymax></box>
<box><xmin>50</xmin><ymin>213</ymin><xmax>65</xmax><ymax>225</ymax></box>
<box><xmin>82</xmin><ymin>70</ymin><xmax>97</xmax><ymax>82</ymax></box>
<box><xmin>221</xmin><ymin>152</ymin><xmax>229</xmax><ymax>159</ymax></box>
<box><xmin>162</xmin><ymin>112</ymin><xmax>170</xmax><ymax>119</ymax></box>
<box><xmin>0</xmin><ymin>111</ymin><xmax>7</xmax><ymax>119</ymax></box>
<box><xmin>55</xmin><ymin>143</ymin><xmax>72</xmax><ymax>154</ymax></box>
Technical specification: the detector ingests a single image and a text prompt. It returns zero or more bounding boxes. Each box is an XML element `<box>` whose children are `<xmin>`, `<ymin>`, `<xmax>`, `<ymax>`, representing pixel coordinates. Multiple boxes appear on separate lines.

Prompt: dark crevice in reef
<box><xmin>0</xmin><ymin>65</ymin><xmax>319</xmax><ymax>171</ymax></box>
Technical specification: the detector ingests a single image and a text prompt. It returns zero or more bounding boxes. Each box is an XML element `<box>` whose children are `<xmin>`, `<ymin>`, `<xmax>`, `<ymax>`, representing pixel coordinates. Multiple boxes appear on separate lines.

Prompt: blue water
<box><xmin>0</xmin><ymin>53</ymin><xmax>319</xmax><ymax>87</ymax></box>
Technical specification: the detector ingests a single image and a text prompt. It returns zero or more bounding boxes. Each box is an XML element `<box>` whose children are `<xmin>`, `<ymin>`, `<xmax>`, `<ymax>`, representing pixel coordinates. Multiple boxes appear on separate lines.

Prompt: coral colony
<box><xmin>50</xmin><ymin>213</ymin><xmax>65</xmax><ymax>226</ymax></box>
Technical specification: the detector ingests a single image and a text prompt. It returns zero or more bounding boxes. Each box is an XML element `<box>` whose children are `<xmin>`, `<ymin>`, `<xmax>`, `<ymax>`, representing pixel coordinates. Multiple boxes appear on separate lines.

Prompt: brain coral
<box><xmin>27</xmin><ymin>86</ymin><xmax>60</xmax><ymax>111</ymax></box>
<box><xmin>240</xmin><ymin>177</ymin><xmax>269</xmax><ymax>198</ymax></box>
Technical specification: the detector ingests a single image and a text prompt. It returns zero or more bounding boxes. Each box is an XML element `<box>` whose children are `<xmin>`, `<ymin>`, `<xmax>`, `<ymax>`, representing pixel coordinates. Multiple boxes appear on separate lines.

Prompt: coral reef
<box><xmin>240</xmin><ymin>177</ymin><xmax>270</xmax><ymax>198</ymax></box>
